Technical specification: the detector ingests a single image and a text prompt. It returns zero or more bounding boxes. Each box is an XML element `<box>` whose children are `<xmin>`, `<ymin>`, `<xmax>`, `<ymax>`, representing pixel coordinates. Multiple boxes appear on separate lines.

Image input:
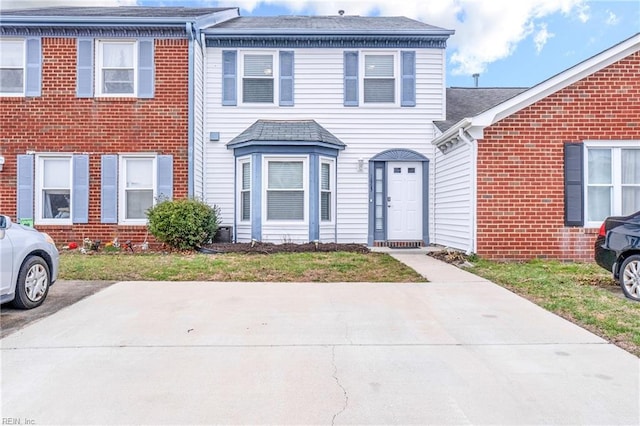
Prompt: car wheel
<box><xmin>619</xmin><ymin>255</ymin><xmax>640</xmax><ymax>302</ymax></box>
<box><xmin>11</xmin><ymin>255</ymin><xmax>51</xmax><ymax>309</ymax></box>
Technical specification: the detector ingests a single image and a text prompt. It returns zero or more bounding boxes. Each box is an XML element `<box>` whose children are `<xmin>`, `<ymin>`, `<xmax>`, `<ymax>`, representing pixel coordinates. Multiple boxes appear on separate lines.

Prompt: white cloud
<box><xmin>605</xmin><ymin>10</ymin><xmax>619</xmax><ymax>26</ymax></box>
<box><xmin>533</xmin><ymin>23</ymin><xmax>554</xmax><ymax>54</ymax></box>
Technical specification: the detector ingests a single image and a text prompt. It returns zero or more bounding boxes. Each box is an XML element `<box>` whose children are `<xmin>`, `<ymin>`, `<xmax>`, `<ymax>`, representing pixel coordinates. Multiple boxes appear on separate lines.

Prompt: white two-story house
<box><xmin>198</xmin><ymin>15</ymin><xmax>454</xmax><ymax>246</ymax></box>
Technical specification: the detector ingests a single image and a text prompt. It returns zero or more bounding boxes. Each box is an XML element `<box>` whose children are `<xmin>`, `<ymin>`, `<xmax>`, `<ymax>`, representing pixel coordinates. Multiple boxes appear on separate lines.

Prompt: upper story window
<box><xmin>363</xmin><ymin>54</ymin><xmax>395</xmax><ymax>104</ymax></box>
<box><xmin>222</xmin><ymin>50</ymin><xmax>294</xmax><ymax>107</ymax></box>
<box><xmin>242</xmin><ymin>53</ymin><xmax>275</xmax><ymax>104</ymax></box>
<box><xmin>96</xmin><ymin>40</ymin><xmax>137</xmax><ymax>96</ymax></box>
<box><xmin>344</xmin><ymin>50</ymin><xmax>414</xmax><ymax>107</ymax></box>
<box><xmin>0</xmin><ymin>39</ymin><xmax>25</xmax><ymax>95</ymax></box>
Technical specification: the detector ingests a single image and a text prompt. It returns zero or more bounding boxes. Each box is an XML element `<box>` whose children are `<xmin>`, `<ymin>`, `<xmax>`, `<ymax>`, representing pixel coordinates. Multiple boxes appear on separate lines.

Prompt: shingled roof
<box><xmin>435</xmin><ymin>87</ymin><xmax>528</xmax><ymax>132</ymax></box>
<box><xmin>227</xmin><ymin>120</ymin><xmax>345</xmax><ymax>149</ymax></box>
<box><xmin>208</xmin><ymin>15</ymin><xmax>450</xmax><ymax>34</ymax></box>
<box><xmin>0</xmin><ymin>7</ymin><xmax>234</xmax><ymax>18</ymax></box>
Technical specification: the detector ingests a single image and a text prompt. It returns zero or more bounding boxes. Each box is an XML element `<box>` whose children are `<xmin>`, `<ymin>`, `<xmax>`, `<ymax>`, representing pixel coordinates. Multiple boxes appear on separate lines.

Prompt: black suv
<box><xmin>594</xmin><ymin>210</ymin><xmax>640</xmax><ymax>301</ymax></box>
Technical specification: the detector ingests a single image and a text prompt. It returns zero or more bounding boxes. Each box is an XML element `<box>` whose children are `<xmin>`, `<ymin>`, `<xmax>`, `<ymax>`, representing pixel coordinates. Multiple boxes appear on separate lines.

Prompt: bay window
<box><xmin>240</xmin><ymin>160</ymin><xmax>251</xmax><ymax>221</ymax></box>
<box><xmin>266</xmin><ymin>160</ymin><xmax>305</xmax><ymax>221</ymax></box>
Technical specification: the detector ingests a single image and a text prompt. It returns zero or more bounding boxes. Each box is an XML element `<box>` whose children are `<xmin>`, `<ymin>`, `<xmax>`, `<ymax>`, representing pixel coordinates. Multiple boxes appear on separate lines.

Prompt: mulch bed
<box><xmin>199</xmin><ymin>241</ymin><xmax>370</xmax><ymax>254</ymax></box>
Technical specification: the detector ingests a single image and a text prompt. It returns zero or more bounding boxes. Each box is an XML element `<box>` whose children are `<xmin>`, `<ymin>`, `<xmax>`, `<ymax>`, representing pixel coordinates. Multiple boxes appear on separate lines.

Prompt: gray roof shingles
<box><xmin>228</xmin><ymin>120</ymin><xmax>345</xmax><ymax>148</ymax></box>
<box><xmin>209</xmin><ymin>15</ymin><xmax>450</xmax><ymax>33</ymax></box>
<box><xmin>1</xmin><ymin>6</ymin><xmax>234</xmax><ymax>18</ymax></box>
<box><xmin>435</xmin><ymin>87</ymin><xmax>529</xmax><ymax>131</ymax></box>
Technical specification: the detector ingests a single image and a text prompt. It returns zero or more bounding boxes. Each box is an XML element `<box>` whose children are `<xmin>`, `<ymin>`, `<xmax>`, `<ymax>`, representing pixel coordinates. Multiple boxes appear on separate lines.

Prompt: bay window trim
<box><xmin>320</xmin><ymin>158</ymin><xmax>335</xmax><ymax>223</ymax></box>
<box><xmin>237</xmin><ymin>157</ymin><xmax>251</xmax><ymax>222</ymax></box>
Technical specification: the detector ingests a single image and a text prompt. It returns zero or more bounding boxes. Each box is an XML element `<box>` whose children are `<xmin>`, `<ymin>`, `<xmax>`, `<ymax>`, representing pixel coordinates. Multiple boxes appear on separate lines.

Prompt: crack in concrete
<box><xmin>331</xmin><ymin>345</ymin><xmax>349</xmax><ymax>425</ymax></box>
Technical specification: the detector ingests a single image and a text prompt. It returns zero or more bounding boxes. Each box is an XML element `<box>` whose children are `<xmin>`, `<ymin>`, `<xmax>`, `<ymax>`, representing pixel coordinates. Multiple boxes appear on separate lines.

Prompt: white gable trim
<box><xmin>434</xmin><ymin>33</ymin><xmax>640</xmax><ymax>150</ymax></box>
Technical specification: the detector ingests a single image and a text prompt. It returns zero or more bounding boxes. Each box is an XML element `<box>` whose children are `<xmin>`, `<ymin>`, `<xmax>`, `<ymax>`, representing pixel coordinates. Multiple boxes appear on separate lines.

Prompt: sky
<box><xmin>2</xmin><ymin>0</ymin><xmax>639</xmax><ymax>88</ymax></box>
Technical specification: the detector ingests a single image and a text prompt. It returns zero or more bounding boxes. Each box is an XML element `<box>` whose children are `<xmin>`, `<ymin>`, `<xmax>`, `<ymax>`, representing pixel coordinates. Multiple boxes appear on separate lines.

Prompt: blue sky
<box><xmin>5</xmin><ymin>0</ymin><xmax>640</xmax><ymax>88</ymax></box>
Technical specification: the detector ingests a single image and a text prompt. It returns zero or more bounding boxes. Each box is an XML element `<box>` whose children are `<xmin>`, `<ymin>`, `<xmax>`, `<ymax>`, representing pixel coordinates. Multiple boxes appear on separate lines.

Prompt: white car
<box><xmin>0</xmin><ymin>215</ymin><xmax>59</xmax><ymax>309</ymax></box>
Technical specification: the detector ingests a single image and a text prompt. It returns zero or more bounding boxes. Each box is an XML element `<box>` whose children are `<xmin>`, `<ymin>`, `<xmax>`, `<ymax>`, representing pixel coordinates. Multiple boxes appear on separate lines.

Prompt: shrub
<box><xmin>147</xmin><ymin>198</ymin><xmax>220</xmax><ymax>250</ymax></box>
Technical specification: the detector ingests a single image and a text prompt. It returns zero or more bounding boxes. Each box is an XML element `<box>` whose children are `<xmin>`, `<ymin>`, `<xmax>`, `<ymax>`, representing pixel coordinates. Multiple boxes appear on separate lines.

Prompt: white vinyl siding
<box><xmin>0</xmin><ymin>39</ymin><xmax>25</xmax><ymax>95</ymax></box>
<box><xmin>432</xmin><ymin>142</ymin><xmax>474</xmax><ymax>251</ymax></box>
<box><xmin>205</xmin><ymin>47</ymin><xmax>445</xmax><ymax>243</ymax></box>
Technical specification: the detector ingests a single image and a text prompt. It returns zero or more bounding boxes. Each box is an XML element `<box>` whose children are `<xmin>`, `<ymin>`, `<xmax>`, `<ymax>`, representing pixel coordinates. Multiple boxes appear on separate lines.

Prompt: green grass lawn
<box><xmin>59</xmin><ymin>251</ymin><xmax>426</xmax><ymax>283</ymax></box>
<box><xmin>467</xmin><ymin>258</ymin><xmax>640</xmax><ymax>357</ymax></box>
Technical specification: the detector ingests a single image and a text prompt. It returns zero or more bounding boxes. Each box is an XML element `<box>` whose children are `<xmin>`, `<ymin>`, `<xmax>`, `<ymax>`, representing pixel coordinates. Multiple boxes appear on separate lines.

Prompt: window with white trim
<box><xmin>119</xmin><ymin>156</ymin><xmax>155</xmax><ymax>223</ymax></box>
<box><xmin>585</xmin><ymin>143</ymin><xmax>640</xmax><ymax>226</ymax></box>
<box><xmin>320</xmin><ymin>160</ymin><xmax>333</xmax><ymax>222</ymax></box>
<box><xmin>36</xmin><ymin>156</ymin><xmax>72</xmax><ymax>224</ymax></box>
<box><xmin>0</xmin><ymin>39</ymin><xmax>25</xmax><ymax>95</ymax></box>
<box><xmin>241</xmin><ymin>52</ymin><xmax>276</xmax><ymax>104</ymax></box>
<box><xmin>363</xmin><ymin>53</ymin><xmax>396</xmax><ymax>104</ymax></box>
<box><xmin>265</xmin><ymin>158</ymin><xmax>306</xmax><ymax>221</ymax></box>
<box><xmin>97</xmin><ymin>40</ymin><xmax>137</xmax><ymax>96</ymax></box>
<box><xmin>240</xmin><ymin>159</ymin><xmax>251</xmax><ymax>221</ymax></box>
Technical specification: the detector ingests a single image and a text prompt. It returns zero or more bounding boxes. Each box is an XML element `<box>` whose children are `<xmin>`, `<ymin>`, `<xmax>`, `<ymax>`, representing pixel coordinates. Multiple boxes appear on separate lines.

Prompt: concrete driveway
<box><xmin>1</xmin><ymin>273</ymin><xmax>638</xmax><ymax>424</ymax></box>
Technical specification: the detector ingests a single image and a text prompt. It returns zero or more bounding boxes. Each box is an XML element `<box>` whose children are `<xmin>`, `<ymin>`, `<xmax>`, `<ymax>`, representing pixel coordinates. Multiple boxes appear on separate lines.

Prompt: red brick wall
<box><xmin>0</xmin><ymin>37</ymin><xmax>189</xmax><ymax>247</ymax></box>
<box><xmin>476</xmin><ymin>52</ymin><xmax>640</xmax><ymax>260</ymax></box>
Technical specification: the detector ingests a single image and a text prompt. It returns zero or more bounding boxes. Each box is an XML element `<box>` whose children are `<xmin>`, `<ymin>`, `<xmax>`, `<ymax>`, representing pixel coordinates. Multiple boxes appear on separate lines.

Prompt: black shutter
<box><xmin>564</xmin><ymin>142</ymin><xmax>584</xmax><ymax>226</ymax></box>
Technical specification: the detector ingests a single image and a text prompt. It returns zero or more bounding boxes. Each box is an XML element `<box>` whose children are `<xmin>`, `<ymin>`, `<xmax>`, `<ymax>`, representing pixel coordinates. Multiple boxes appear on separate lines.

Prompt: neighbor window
<box><xmin>37</xmin><ymin>156</ymin><xmax>72</xmax><ymax>223</ymax></box>
<box><xmin>97</xmin><ymin>40</ymin><xmax>136</xmax><ymax>96</ymax></box>
<box><xmin>120</xmin><ymin>156</ymin><xmax>155</xmax><ymax>223</ymax></box>
<box><xmin>242</xmin><ymin>53</ymin><xmax>274</xmax><ymax>103</ymax></box>
<box><xmin>0</xmin><ymin>39</ymin><xmax>25</xmax><ymax>95</ymax></box>
<box><xmin>585</xmin><ymin>145</ymin><xmax>640</xmax><ymax>225</ymax></box>
<box><xmin>266</xmin><ymin>160</ymin><xmax>304</xmax><ymax>221</ymax></box>
<box><xmin>363</xmin><ymin>53</ymin><xmax>395</xmax><ymax>103</ymax></box>
<box><xmin>240</xmin><ymin>160</ymin><xmax>251</xmax><ymax>221</ymax></box>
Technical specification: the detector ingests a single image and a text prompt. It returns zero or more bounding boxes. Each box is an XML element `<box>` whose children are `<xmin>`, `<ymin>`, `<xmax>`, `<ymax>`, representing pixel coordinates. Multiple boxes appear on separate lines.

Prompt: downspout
<box><xmin>458</xmin><ymin>128</ymin><xmax>477</xmax><ymax>255</ymax></box>
<box><xmin>186</xmin><ymin>22</ymin><xmax>195</xmax><ymax>198</ymax></box>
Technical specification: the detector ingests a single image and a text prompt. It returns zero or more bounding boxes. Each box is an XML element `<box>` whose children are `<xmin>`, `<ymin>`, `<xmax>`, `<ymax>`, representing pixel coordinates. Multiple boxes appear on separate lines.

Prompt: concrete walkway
<box><xmin>1</xmin><ymin>251</ymin><xmax>639</xmax><ymax>425</ymax></box>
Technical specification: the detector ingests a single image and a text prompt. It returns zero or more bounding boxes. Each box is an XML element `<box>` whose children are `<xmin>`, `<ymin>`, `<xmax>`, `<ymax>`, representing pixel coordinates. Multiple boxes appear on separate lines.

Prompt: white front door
<box><xmin>387</xmin><ymin>162</ymin><xmax>422</xmax><ymax>240</ymax></box>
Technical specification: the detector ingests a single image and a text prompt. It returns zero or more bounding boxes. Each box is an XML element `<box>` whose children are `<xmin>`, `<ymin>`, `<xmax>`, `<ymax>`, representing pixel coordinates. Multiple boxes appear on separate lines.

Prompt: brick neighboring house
<box><xmin>432</xmin><ymin>33</ymin><xmax>640</xmax><ymax>260</ymax></box>
<box><xmin>0</xmin><ymin>6</ymin><xmax>238</xmax><ymax>245</ymax></box>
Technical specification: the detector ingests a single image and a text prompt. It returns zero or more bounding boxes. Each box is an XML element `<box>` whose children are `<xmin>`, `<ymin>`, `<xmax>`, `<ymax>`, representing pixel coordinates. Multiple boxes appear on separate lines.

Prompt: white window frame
<box><xmin>263</xmin><ymin>155</ymin><xmax>308</xmax><ymax>223</ymax></box>
<box><xmin>584</xmin><ymin>141</ymin><xmax>640</xmax><ymax>228</ymax></box>
<box><xmin>360</xmin><ymin>50</ymin><xmax>399</xmax><ymax>106</ymax></box>
<box><xmin>0</xmin><ymin>38</ymin><xmax>25</xmax><ymax>97</ymax></box>
<box><xmin>96</xmin><ymin>39</ymin><xmax>138</xmax><ymax>97</ymax></box>
<box><xmin>237</xmin><ymin>157</ymin><xmax>251</xmax><ymax>222</ymax></box>
<box><xmin>118</xmin><ymin>155</ymin><xmax>157</xmax><ymax>225</ymax></box>
<box><xmin>239</xmin><ymin>50</ymin><xmax>278</xmax><ymax>106</ymax></box>
<box><xmin>35</xmin><ymin>154</ymin><xmax>73</xmax><ymax>225</ymax></box>
<box><xmin>320</xmin><ymin>158</ymin><xmax>335</xmax><ymax>223</ymax></box>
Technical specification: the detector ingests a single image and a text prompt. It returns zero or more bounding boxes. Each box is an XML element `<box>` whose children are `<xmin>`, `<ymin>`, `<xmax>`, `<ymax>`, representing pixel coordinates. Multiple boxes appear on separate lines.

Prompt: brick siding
<box><xmin>0</xmin><ymin>37</ymin><xmax>189</xmax><ymax>246</ymax></box>
<box><xmin>476</xmin><ymin>52</ymin><xmax>640</xmax><ymax>260</ymax></box>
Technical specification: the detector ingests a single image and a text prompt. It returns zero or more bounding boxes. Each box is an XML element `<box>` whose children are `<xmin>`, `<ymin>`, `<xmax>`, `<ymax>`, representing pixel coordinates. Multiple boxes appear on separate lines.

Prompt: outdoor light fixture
<box><xmin>0</xmin><ymin>156</ymin><xmax>4</xmax><ymax>172</ymax></box>
<box><xmin>358</xmin><ymin>158</ymin><xmax>364</xmax><ymax>172</ymax></box>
